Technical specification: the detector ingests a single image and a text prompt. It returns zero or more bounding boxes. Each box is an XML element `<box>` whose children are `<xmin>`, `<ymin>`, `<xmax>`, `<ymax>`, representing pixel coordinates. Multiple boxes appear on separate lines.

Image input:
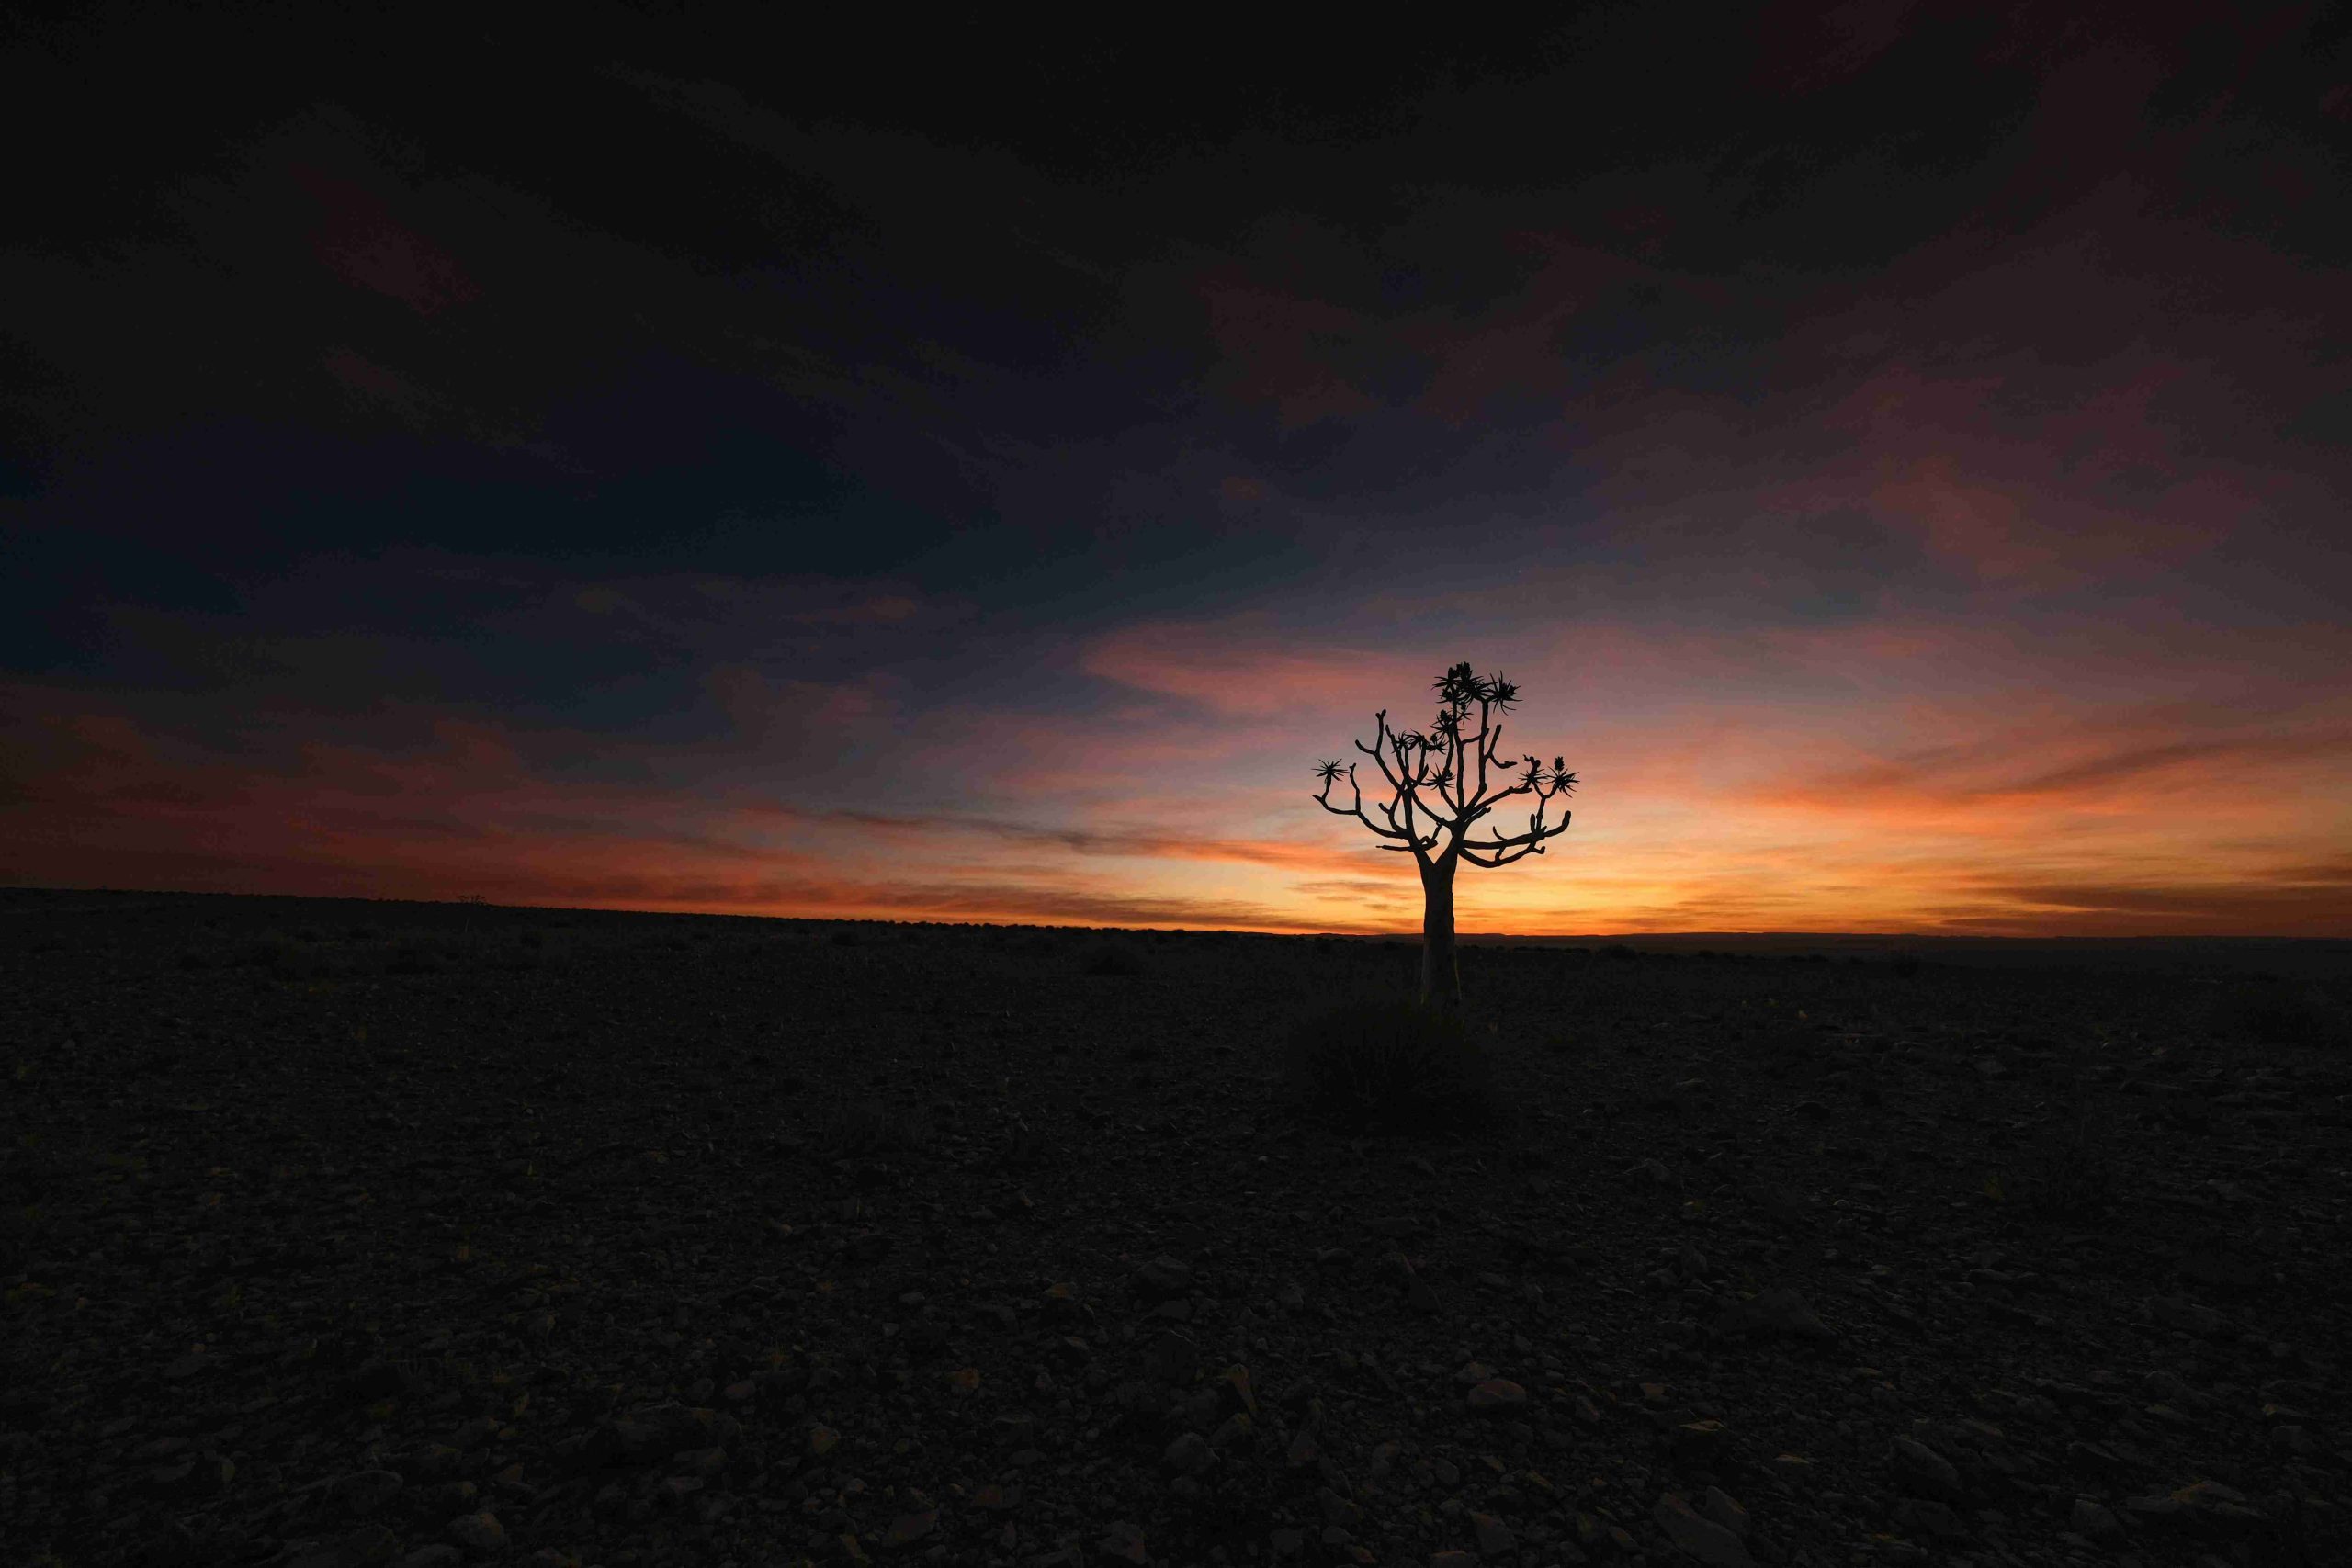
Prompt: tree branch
<box><xmin>1313</xmin><ymin>763</ymin><xmax>1410</xmax><ymax>841</ymax></box>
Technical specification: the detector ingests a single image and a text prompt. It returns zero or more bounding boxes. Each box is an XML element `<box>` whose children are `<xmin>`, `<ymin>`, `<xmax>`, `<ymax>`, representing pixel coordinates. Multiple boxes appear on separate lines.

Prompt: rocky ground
<box><xmin>2</xmin><ymin>889</ymin><xmax>2348</xmax><ymax>1568</ymax></box>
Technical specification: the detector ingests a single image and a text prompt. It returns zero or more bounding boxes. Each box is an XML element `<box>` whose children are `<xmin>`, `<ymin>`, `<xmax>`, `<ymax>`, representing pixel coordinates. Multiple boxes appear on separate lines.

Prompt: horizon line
<box><xmin>5</xmin><ymin>883</ymin><xmax>2347</xmax><ymax>946</ymax></box>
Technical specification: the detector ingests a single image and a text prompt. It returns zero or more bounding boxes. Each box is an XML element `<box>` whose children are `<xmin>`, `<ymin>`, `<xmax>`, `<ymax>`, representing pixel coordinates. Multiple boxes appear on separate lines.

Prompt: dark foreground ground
<box><xmin>3</xmin><ymin>889</ymin><xmax>2349</xmax><ymax>1568</ymax></box>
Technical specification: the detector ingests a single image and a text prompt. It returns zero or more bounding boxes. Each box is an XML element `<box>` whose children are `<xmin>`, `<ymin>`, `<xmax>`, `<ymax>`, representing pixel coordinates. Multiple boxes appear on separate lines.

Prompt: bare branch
<box><xmin>1313</xmin><ymin>762</ymin><xmax>1411</xmax><ymax>841</ymax></box>
<box><xmin>1459</xmin><ymin>842</ymin><xmax>1544</xmax><ymax>869</ymax></box>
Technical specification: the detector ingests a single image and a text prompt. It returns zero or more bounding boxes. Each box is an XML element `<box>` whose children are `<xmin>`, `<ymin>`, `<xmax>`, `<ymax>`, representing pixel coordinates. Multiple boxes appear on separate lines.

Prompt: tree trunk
<box><xmin>1419</xmin><ymin>857</ymin><xmax>1461</xmax><ymax>1011</ymax></box>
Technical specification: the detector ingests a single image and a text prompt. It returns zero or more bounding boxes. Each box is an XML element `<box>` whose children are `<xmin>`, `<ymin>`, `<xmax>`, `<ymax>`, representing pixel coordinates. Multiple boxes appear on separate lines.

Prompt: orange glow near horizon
<box><xmin>7</xmin><ymin>601</ymin><xmax>2348</xmax><ymax>939</ymax></box>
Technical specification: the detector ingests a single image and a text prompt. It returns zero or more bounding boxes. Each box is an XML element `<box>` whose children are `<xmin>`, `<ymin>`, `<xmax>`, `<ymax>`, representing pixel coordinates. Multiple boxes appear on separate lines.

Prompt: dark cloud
<box><xmin>5</xmin><ymin>5</ymin><xmax>2349</xmax><ymax>933</ymax></box>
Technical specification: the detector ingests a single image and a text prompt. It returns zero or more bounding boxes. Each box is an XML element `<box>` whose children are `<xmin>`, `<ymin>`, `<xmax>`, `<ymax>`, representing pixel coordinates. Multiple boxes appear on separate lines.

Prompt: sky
<box><xmin>4</xmin><ymin>4</ymin><xmax>2349</xmax><ymax>937</ymax></box>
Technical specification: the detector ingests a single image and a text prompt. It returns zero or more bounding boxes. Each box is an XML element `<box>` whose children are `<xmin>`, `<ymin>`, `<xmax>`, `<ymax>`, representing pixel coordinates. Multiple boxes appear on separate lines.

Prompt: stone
<box><xmin>1099</xmin><ymin>1520</ymin><xmax>1148</xmax><ymax>1563</ymax></box>
<box><xmin>2171</xmin><ymin>1481</ymin><xmax>2269</xmax><ymax>1537</ymax></box>
<box><xmin>1467</xmin><ymin>1378</ymin><xmax>1529</xmax><ymax>1412</ymax></box>
<box><xmin>883</xmin><ymin>1509</ymin><xmax>936</xmax><ymax>1547</ymax></box>
<box><xmin>1222</xmin><ymin>1363</ymin><xmax>1258</xmax><ymax>1416</ymax></box>
<box><xmin>1164</xmin><ymin>1432</ymin><xmax>1213</xmax><ymax>1475</ymax></box>
<box><xmin>1472</xmin><ymin>1512</ymin><xmax>1516</xmax><ymax>1553</ymax></box>
<box><xmin>330</xmin><ymin>1469</ymin><xmax>405</xmax><ymax>1517</ymax></box>
<box><xmin>445</xmin><ymin>1512</ymin><xmax>505</xmax><ymax>1557</ymax></box>
<box><xmin>1129</xmin><ymin>1257</ymin><xmax>1192</xmax><ymax>1301</ymax></box>
<box><xmin>286</xmin><ymin>1527</ymin><xmax>401</xmax><ymax>1568</ymax></box>
<box><xmin>2071</xmin><ymin>1498</ymin><xmax>2123</xmax><ymax>1538</ymax></box>
<box><xmin>608</xmin><ymin>1403</ymin><xmax>729</xmax><ymax>1459</ymax></box>
<box><xmin>1653</xmin><ymin>1491</ymin><xmax>1755</xmax><ymax>1566</ymax></box>
<box><xmin>2146</xmin><ymin>1295</ymin><xmax>2232</xmax><ymax>1339</ymax></box>
<box><xmin>1889</xmin><ymin>1437</ymin><xmax>1962</xmax><ymax>1501</ymax></box>
<box><xmin>1891</xmin><ymin>1497</ymin><xmax>1966</xmax><ymax>1540</ymax></box>
<box><xmin>1673</xmin><ymin>1419</ymin><xmax>1731</xmax><ymax>1467</ymax></box>
<box><xmin>1698</xmin><ymin>1486</ymin><xmax>1749</xmax><ymax>1538</ymax></box>
<box><xmin>1713</xmin><ymin>1288</ymin><xmax>1833</xmax><ymax>1342</ymax></box>
<box><xmin>1142</xmin><ymin>1329</ymin><xmax>1197</xmax><ymax>1384</ymax></box>
<box><xmin>674</xmin><ymin>1444</ymin><xmax>728</xmax><ymax>1477</ymax></box>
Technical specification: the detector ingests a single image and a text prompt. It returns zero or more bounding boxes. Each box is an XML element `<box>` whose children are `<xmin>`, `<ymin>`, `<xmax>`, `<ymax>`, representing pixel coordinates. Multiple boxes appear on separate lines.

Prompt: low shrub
<box><xmin>1079</xmin><ymin>941</ymin><xmax>1148</xmax><ymax>977</ymax></box>
<box><xmin>2210</xmin><ymin>978</ymin><xmax>2347</xmax><ymax>1047</ymax></box>
<box><xmin>1281</xmin><ymin>997</ymin><xmax>1516</xmax><ymax>1139</ymax></box>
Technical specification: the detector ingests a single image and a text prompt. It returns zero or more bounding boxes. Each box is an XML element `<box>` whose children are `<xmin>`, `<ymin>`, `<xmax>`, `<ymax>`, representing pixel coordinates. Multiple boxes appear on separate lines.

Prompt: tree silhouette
<box><xmin>1314</xmin><ymin>661</ymin><xmax>1577</xmax><ymax>1010</ymax></box>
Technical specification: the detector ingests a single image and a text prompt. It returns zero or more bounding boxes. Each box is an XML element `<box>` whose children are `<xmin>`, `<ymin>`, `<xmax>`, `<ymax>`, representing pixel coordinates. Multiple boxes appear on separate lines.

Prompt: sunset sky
<box><xmin>5</xmin><ymin>6</ymin><xmax>2348</xmax><ymax>936</ymax></box>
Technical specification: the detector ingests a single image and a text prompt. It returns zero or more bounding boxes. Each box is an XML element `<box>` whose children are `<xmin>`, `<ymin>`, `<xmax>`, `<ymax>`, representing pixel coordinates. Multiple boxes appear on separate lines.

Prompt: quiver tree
<box><xmin>1314</xmin><ymin>661</ymin><xmax>1577</xmax><ymax>1010</ymax></box>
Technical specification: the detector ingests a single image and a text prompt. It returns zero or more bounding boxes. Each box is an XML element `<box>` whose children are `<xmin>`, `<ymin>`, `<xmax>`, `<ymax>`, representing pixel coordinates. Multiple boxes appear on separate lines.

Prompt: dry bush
<box><xmin>1078</xmin><ymin>941</ymin><xmax>1149</xmax><ymax>977</ymax></box>
<box><xmin>1281</xmin><ymin>997</ymin><xmax>1516</xmax><ymax>1139</ymax></box>
<box><xmin>2210</xmin><ymin>977</ymin><xmax>2348</xmax><ymax>1047</ymax></box>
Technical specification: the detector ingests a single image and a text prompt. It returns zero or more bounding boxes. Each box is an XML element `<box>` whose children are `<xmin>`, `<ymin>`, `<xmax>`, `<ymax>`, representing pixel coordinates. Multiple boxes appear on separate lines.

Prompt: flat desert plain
<box><xmin>3</xmin><ymin>889</ymin><xmax>2349</xmax><ymax>1568</ymax></box>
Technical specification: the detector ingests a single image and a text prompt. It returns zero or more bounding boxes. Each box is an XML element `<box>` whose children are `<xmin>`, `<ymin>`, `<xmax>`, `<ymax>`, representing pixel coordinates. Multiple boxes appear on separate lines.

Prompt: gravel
<box><xmin>3</xmin><ymin>889</ymin><xmax>2349</xmax><ymax>1567</ymax></box>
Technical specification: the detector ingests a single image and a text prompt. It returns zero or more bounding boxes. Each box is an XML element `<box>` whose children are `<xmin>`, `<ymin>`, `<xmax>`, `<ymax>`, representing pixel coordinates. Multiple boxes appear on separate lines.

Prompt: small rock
<box><xmin>445</xmin><ymin>1511</ymin><xmax>505</xmax><ymax>1557</ymax></box>
<box><xmin>1222</xmin><ymin>1364</ymin><xmax>1258</xmax><ymax>1416</ymax></box>
<box><xmin>286</xmin><ymin>1526</ymin><xmax>401</xmax><ymax>1568</ymax></box>
<box><xmin>1889</xmin><ymin>1438</ymin><xmax>1962</xmax><ymax>1502</ymax></box>
<box><xmin>1674</xmin><ymin>1420</ymin><xmax>1731</xmax><ymax>1467</ymax></box>
<box><xmin>1891</xmin><ymin>1497</ymin><xmax>1967</xmax><ymax>1540</ymax></box>
<box><xmin>1472</xmin><ymin>1512</ymin><xmax>1517</xmax><ymax>1554</ymax></box>
<box><xmin>2171</xmin><ymin>1480</ymin><xmax>2268</xmax><ymax>1537</ymax></box>
<box><xmin>1288</xmin><ymin>1419</ymin><xmax>1324</xmax><ymax>1469</ymax></box>
<box><xmin>392</xmin><ymin>1549</ymin><xmax>462</xmax><ymax>1568</ymax></box>
<box><xmin>2072</xmin><ymin>1498</ymin><xmax>2123</xmax><ymax>1538</ymax></box>
<box><xmin>1698</xmin><ymin>1487</ymin><xmax>1749</xmax><ymax>1539</ymax></box>
<box><xmin>1653</xmin><ymin>1491</ymin><xmax>1755</xmax><ymax>1566</ymax></box>
<box><xmin>1129</xmin><ymin>1257</ymin><xmax>1192</xmax><ymax>1301</ymax></box>
<box><xmin>330</xmin><ymin>1470</ymin><xmax>405</xmax><ymax>1517</ymax></box>
<box><xmin>2146</xmin><ymin>1295</ymin><xmax>2232</xmax><ymax>1339</ymax></box>
<box><xmin>608</xmin><ymin>1403</ymin><xmax>729</xmax><ymax>1459</ymax></box>
<box><xmin>882</xmin><ymin>1509</ymin><xmax>935</xmax><ymax>1548</ymax></box>
<box><xmin>1165</xmin><ymin>1432</ymin><xmax>1214</xmax><ymax>1476</ymax></box>
<box><xmin>1099</xmin><ymin>1520</ymin><xmax>1148</xmax><ymax>1563</ymax></box>
<box><xmin>1467</xmin><ymin>1378</ymin><xmax>1529</xmax><ymax>1413</ymax></box>
<box><xmin>674</xmin><ymin>1444</ymin><xmax>727</xmax><ymax>1477</ymax></box>
<box><xmin>1713</xmin><ymin>1288</ymin><xmax>1833</xmax><ymax>1342</ymax></box>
